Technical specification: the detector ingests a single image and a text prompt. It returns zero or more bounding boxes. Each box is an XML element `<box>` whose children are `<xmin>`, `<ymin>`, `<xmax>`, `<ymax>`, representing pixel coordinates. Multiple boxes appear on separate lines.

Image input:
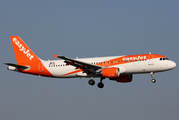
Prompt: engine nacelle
<box><xmin>102</xmin><ymin>67</ymin><xmax>120</xmax><ymax>78</ymax></box>
<box><xmin>110</xmin><ymin>74</ymin><xmax>133</xmax><ymax>83</ymax></box>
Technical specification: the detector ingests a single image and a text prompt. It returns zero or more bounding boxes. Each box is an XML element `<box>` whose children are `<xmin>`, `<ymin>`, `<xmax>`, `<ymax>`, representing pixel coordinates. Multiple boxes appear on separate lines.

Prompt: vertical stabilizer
<box><xmin>10</xmin><ymin>36</ymin><xmax>41</xmax><ymax>64</ymax></box>
<box><xmin>9</xmin><ymin>36</ymin><xmax>53</xmax><ymax>77</ymax></box>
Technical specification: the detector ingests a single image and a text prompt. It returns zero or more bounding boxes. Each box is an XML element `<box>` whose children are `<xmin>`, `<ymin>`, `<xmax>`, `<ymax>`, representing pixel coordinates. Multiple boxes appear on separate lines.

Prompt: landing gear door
<box><xmin>148</xmin><ymin>55</ymin><xmax>154</xmax><ymax>65</ymax></box>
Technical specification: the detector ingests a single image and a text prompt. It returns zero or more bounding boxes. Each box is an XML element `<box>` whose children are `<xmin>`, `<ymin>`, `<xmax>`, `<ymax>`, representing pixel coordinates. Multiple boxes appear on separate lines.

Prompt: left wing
<box><xmin>53</xmin><ymin>54</ymin><xmax>102</xmax><ymax>74</ymax></box>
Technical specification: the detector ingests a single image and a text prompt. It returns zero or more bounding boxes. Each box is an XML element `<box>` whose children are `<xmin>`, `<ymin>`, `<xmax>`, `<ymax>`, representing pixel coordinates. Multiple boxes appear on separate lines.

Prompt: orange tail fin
<box><xmin>10</xmin><ymin>36</ymin><xmax>41</xmax><ymax>64</ymax></box>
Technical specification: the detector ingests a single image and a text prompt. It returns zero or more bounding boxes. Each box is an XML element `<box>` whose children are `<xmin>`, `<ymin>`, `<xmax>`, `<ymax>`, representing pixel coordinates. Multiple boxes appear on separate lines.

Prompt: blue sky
<box><xmin>1</xmin><ymin>0</ymin><xmax>179</xmax><ymax>120</ymax></box>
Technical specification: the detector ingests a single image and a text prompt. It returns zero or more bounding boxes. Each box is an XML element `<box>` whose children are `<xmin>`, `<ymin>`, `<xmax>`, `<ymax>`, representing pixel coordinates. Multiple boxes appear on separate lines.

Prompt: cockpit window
<box><xmin>160</xmin><ymin>58</ymin><xmax>169</xmax><ymax>60</ymax></box>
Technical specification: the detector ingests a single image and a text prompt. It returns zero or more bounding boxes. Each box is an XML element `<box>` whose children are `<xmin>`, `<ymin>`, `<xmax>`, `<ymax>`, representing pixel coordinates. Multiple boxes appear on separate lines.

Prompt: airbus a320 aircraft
<box><xmin>4</xmin><ymin>36</ymin><xmax>176</xmax><ymax>88</ymax></box>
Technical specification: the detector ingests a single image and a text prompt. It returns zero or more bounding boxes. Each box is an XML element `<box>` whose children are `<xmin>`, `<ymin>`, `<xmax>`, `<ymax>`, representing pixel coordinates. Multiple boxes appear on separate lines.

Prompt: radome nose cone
<box><xmin>173</xmin><ymin>62</ymin><xmax>177</xmax><ymax>68</ymax></box>
<box><xmin>171</xmin><ymin>61</ymin><xmax>176</xmax><ymax>69</ymax></box>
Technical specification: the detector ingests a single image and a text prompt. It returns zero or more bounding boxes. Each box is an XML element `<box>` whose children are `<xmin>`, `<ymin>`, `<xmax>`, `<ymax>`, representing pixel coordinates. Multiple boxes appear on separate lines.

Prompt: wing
<box><xmin>53</xmin><ymin>54</ymin><xmax>102</xmax><ymax>74</ymax></box>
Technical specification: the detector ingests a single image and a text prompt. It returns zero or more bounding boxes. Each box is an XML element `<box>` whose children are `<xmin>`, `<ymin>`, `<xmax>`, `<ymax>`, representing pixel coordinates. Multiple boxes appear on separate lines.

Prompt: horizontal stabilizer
<box><xmin>4</xmin><ymin>63</ymin><xmax>29</xmax><ymax>69</ymax></box>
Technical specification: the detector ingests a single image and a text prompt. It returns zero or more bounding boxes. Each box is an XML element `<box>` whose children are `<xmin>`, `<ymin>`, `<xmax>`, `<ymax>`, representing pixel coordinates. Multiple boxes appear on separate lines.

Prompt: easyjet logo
<box><xmin>13</xmin><ymin>38</ymin><xmax>34</xmax><ymax>60</ymax></box>
<box><xmin>122</xmin><ymin>56</ymin><xmax>147</xmax><ymax>61</ymax></box>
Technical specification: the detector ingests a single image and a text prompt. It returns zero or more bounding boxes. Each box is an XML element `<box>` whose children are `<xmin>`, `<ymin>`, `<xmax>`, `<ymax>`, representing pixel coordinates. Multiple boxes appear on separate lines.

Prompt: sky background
<box><xmin>0</xmin><ymin>0</ymin><xmax>179</xmax><ymax>120</ymax></box>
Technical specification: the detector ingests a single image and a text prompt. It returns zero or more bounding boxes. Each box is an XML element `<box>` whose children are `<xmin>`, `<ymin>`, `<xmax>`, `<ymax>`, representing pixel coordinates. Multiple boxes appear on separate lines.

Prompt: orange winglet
<box><xmin>53</xmin><ymin>54</ymin><xmax>58</xmax><ymax>59</ymax></box>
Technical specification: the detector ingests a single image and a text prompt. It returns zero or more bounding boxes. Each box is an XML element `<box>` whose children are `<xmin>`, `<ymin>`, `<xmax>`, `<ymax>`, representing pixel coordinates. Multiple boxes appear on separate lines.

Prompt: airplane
<box><xmin>4</xmin><ymin>36</ymin><xmax>176</xmax><ymax>88</ymax></box>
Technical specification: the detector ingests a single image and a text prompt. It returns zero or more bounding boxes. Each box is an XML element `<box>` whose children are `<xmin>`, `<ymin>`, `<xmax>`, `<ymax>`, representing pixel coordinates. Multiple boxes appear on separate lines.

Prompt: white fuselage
<box><xmin>41</xmin><ymin>55</ymin><xmax>176</xmax><ymax>78</ymax></box>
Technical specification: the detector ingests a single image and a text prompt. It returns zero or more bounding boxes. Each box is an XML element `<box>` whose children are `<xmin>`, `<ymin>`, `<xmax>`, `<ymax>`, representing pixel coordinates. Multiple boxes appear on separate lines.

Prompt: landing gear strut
<box><xmin>150</xmin><ymin>72</ymin><xmax>156</xmax><ymax>83</ymax></box>
<box><xmin>88</xmin><ymin>77</ymin><xmax>95</xmax><ymax>86</ymax></box>
<box><xmin>97</xmin><ymin>77</ymin><xmax>105</xmax><ymax>88</ymax></box>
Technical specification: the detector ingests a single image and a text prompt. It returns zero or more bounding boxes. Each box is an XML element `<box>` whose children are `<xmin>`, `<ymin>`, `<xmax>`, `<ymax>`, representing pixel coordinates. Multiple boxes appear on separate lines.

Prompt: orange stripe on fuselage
<box><xmin>96</xmin><ymin>54</ymin><xmax>166</xmax><ymax>67</ymax></box>
<box><xmin>61</xmin><ymin>54</ymin><xmax>166</xmax><ymax>77</ymax></box>
<box><xmin>61</xmin><ymin>69</ymin><xmax>82</xmax><ymax>77</ymax></box>
<box><xmin>18</xmin><ymin>62</ymin><xmax>54</xmax><ymax>77</ymax></box>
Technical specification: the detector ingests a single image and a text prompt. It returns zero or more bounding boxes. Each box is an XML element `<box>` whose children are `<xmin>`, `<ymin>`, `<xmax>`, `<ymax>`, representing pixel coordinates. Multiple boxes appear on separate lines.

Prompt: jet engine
<box><xmin>102</xmin><ymin>67</ymin><xmax>120</xmax><ymax>78</ymax></box>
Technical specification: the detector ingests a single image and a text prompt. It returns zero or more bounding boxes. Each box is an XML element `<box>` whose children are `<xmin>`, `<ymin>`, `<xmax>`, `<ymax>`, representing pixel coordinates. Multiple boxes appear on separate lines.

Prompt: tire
<box><xmin>88</xmin><ymin>79</ymin><xmax>95</xmax><ymax>85</ymax></box>
<box><xmin>97</xmin><ymin>82</ymin><xmax>104</xmax><ymax>88</ymax></box>
<box><xmin>151</xmin><ymin>79</ymin><xmax>156</xmax><ymax>83</ymax></box>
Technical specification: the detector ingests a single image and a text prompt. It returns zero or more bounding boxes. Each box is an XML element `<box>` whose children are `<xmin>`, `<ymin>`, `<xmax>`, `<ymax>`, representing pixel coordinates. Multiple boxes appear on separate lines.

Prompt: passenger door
<box><xmin>148</xmin><ymin>55</ymin><xmax>154</xmax><ymax>65</ymax></box>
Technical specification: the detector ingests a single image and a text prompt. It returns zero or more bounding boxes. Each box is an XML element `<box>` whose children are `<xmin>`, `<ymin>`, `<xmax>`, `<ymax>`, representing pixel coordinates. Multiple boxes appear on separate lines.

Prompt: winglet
<box><xmin>53</xmin><ymin>54</ymin><xmax>58</xmax><ymax>59</ymax></box>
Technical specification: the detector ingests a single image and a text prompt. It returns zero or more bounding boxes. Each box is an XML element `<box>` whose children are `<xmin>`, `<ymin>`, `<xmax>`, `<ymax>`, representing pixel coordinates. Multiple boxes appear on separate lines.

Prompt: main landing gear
<box><xmin>88</xmin><ymin>77</ymin><xmax>95</xmax><ymax>86</ymax></box>
<box><xmin>150</xmin><ymin>72</ymin><xmax>156</xmax><ymax>83</ymax></box>
<box><xmin>97</xmin><ymin>77</ymin><xmax>105</xmax><ymax>89</ymax></box>
<box><xmin>88</xmin><ymin>77</ymin><xmax>105</xmax><ymax>88</ymax></box>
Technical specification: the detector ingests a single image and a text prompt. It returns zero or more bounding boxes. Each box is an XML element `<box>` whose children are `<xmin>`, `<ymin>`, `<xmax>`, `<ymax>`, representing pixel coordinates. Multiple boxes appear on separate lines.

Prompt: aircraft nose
<box><xmin>169</xmin><ymin>61</ymin><xmax>177</xmax><ymax>69</ymax></box>
<box><xmin>170</xmin><ymin>61</ymin><xmax>176</xmax><ymax>69</ymax></box>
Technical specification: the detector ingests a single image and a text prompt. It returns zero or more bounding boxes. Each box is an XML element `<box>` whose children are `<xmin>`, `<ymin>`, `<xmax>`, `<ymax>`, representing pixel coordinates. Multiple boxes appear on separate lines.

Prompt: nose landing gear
<box><xmin>151</xmin><ymin>79</ymin><xmax>156</xmax><ymax>83</ymax></box>
<box><xmin>151</xmin><ymin>72</ymin><xmax>156</xmax><ymax>83</ymax></box>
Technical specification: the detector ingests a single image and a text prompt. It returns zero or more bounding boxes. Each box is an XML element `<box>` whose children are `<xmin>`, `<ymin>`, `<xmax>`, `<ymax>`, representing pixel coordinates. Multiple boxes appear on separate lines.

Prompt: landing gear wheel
<box><xmin>150</xmin><ymin>72</ymin><xmax>156</xmax><ymax>83</ymax></box>
<box><xmin>97</xmin><ymin>82</ymin><xmax>104</xmax><ymax>88</ymax></box>
<box><xmin>151</xmin><ymin>79</ymin><xmax>156</xmax><ymax>83</ymax></box>
<box><xmin>88</xmin><ymin>79</ymin><xmax>95</xmax><ymax>86</ymax></box>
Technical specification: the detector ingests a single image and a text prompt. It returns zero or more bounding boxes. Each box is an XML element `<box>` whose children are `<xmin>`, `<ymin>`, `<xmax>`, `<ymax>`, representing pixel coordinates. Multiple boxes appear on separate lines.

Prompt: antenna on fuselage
<box><xmin>149</xmin><ymin>52</ymin><xmax>152</xmax><ymax>54</ymax></box>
